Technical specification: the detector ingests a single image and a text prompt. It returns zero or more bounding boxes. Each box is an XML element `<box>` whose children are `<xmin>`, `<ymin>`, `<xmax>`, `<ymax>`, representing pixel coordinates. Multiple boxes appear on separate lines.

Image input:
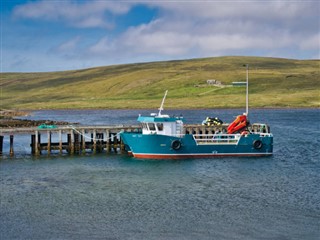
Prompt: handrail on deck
<box><xmin>193</xmin><ymin>133</ymin><xmax>241</xmax><ymax>145</ymax></box>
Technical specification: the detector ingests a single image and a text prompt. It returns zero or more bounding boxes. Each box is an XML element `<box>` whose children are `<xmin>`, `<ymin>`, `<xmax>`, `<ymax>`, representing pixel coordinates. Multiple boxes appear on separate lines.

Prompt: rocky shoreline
<box><xmin>0</xmin><ymin>110</ymin><xmax>72</xmax><ymax>128</ymax></box>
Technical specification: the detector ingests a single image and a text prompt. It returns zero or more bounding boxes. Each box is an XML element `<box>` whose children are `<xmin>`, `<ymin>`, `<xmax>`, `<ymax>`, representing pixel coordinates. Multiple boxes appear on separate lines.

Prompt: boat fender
<box><xmin>171</xmin><ymin>140</ymin><xmax>182</xmax><ymax>150</ymax></box>
<box><xmin>253</xmin><ymin>140</ymin><xmax>263</xmax><ymax>149</ymax></box>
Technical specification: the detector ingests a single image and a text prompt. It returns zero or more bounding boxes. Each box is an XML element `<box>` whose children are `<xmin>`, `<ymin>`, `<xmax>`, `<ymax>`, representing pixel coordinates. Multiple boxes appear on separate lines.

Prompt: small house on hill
<box><xmin>207</xmin><ymin>79</ymin><xmax>221</xmax><ymax>85</ymax></box>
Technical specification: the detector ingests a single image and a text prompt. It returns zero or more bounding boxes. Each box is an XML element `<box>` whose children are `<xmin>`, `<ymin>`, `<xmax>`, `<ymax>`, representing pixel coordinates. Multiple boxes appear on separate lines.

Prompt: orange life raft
<box><xmin>227</xmin><ymin>114</ymin><xmax>248</xmax><ymax>134</ymax></box>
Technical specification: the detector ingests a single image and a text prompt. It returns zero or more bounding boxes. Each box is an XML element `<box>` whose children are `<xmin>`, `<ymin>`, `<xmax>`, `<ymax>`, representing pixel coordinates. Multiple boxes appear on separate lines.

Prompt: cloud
<box><xmin>13</xmin><ymin>0</ymin><xmax>131</xmax><ymax>28</ymax></box>
<box><xmin>89</xmin><ymin>37</ymin><xmax>116</xmax><ymax>54</ymax></box>
<box><xmin>87</xmin><ymin>0</ymin><xmax>315</xmax><ymax>60</ymax></box>
<box><xmin>8</xmin><ymin>1</ymin><xmax>319</xmax><ymax>72</ymax></box>
<box><xmin>123</xmin><ymin>1</ymin><xmax>319</xmax><ymax>58</ymax></box>
<box><xmin>145</xmin><ymin>1</ymin><xmax>318</xmax><ymax>21</ymax></box>
<box><xmin>299</xmin><ymin>33</ymin><xmax>320</xmax><ymax>50</ymax></box>
<box><xmin>57</xmin><ymin>37</ymin><xmax>81</xmax><ymax>52</ymax></box>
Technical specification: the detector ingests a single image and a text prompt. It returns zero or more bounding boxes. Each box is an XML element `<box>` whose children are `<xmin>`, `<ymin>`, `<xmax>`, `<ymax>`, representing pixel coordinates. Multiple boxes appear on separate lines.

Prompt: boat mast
<box><xmin>158</xmin><ymin>90</ymin><xmax>168</xmax><ymax>116</ymax></box>
<box><xmin>245</xmin><ymin>64</ymin><xmax>249</xmax><ymax>117</ymax></box>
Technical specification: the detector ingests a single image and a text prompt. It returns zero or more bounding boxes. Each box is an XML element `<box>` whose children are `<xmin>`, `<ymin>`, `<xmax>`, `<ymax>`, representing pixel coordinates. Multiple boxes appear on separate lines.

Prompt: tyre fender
<box><xmin>171</xmin><ymin>140</ymin><xmax>182</xmax><ymax>150</ymax></box>
<box><xmin>253</xmin><ymin>140</ymin><xmax>263</xmax><ymax>149</ymax></box>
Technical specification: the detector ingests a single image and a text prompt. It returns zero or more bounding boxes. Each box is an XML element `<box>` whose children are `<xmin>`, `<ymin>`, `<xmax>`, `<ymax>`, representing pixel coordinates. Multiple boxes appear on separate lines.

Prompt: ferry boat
<box><xmin>120</xmin><ymin>67</ymin><xmax>273</xmax><ymax>159</ymax></box>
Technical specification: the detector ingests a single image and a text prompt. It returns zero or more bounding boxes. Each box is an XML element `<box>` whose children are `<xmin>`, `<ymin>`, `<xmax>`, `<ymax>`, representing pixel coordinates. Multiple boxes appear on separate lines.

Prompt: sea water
<box><xmin>0</xmin><ymin>109</ymin><xmax>319</xmax><ymax>239</ymax></box>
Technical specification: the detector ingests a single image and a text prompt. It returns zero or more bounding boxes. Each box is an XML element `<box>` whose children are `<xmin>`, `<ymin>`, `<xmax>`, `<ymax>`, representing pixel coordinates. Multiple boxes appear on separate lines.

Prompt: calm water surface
<box><xmin>1</xmin><ymin>109</ymin><xmax>319</xmax><ymax>239</ymax></box>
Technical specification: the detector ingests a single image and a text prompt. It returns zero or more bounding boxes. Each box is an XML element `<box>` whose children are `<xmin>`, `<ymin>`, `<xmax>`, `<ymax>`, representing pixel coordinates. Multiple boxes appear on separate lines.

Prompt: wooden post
<box><xmin>98</xmin><ymin>133</ymin><xmax>103</xmax><ymax>152</ymax></box>
<box><xmin>113</xmin><ymin>134</ymin><xmax>118</xmax><ymax>153</ymax></box>
<box><xmin>81</xmin><ymin>129</ymin><xmax>86</xmax><ymax>154</ymax></box>
<box><xmin>120</xmin><ymin>132</ymin><xmax>125</xmax><ymax>153</ymax></box>
<box><xmin>93</xmin><ymin>129</ymin><xmax>97</xmax><ymax>154</ymax></box>
<box><xmin>110</xmin><ymin>133</ymin><xmax>114</xmax><ymax>152</ymax></box>
<box><xmin>0</xmin><ymin>135</ymin><xmax>3</xmax><ymax>156</ymax></box>
<box><xmin>90</xmin><ymin>133</ymin><xmax>93</xmax><ymax>151</ymax></box>
<box><xmin>98</xmin><ymin>132</ymin><xmax>102</xmax><ymax>152</ymax></box>
<box><xmin>47</xmin><ymin>131</ymin><xmax>51</xmax><ymax>155</ymax></box>
<box><xmin>59</xmin><ymin>130</ymin><xmax>62</xmax><ymax>154</ymax></box>
<box><xmin>80</xmin><ymin>134</ymin><xmax>84</xmax><ymax>153</ymax></box>
<box><xmin>106</xmin><ymin>130</ymin><xmax>110</xmax><ymax>153</ymax></box>
<box><xmin>74</xmin><ymin>133</ymin><xmax>80</xmax><ymax>153</ymax></box>
<box><xmin>9</xmin><ymin>135</ymin><xmax>14</xmax><ymax>157</ymax></box>
<box><xmin>96</xmin><ymin>132</ymin><xmax>100</xmax><ymax>152</ymax></box>
<box><xmin>95</xmin><ymin>133</ymin><xmax>98</xmax><ymax>152</ymax></box>
<box><xmin>35</xmin><ymin>131</ymin><xmax>40</xmax><ymax>156</ymax></box>
<box><xmin>70</xmin><ymin>130</ymin><xmax>74</xmax><ymax>154</ymax></box>
<box><xmin>67</xmin><ymin>134</ymin><xmax>71</xmax><ymax>153</ymax></box>
<box><xmin>31</xmin><ymin>134</ymin><xmax>35</xmax><ymax>154</ymax></box>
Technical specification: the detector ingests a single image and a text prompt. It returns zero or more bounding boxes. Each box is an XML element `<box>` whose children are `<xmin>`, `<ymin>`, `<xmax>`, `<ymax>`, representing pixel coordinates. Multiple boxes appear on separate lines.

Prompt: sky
<box><xmin>1</xmin><ymin>0</ymin><xmax>319</xmax><ymax>72</ymax></box>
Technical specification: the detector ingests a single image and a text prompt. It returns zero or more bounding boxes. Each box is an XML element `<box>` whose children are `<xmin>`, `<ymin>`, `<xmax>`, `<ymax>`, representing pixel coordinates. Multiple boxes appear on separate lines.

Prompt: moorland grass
<box><xmin>1</xmin><ymin>56</ymin><xmax>319</xmax><ymax>110</ymax></box>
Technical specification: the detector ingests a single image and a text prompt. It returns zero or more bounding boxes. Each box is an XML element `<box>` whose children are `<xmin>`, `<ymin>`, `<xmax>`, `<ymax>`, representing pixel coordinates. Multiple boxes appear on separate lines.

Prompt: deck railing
<box><xmin>193</xmin><ymin>134</ymin><xmax>241</xmax><ymax>145</ymax></box>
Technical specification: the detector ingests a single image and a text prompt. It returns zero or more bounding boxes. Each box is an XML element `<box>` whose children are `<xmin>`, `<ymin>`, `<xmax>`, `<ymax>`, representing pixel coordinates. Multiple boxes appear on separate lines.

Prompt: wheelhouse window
<box><xmin>148</xmin><ymin>123</ymin><xmax>156</xmax><ymax>131</ymax></box>
<box><xmin>156</xmin><ymin>123</ymin><xmax>164</xmax><ymax>131</ymax></box>
<box><xmin>141</xmin><ymin>123</ymin><xmax>148</xmax><ymax>130</ymax></box>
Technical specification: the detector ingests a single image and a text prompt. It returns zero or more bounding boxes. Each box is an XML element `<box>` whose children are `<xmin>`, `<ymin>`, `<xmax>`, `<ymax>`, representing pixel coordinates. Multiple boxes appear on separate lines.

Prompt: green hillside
<box><xmin>1</xmin><ymin>56</ymin><xmax>319</xmax><ymax>109</ymax></box>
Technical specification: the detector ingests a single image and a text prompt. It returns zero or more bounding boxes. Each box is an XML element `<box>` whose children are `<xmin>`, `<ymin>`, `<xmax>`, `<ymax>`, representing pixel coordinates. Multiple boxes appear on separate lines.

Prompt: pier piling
<box><xmin>9</xmin><ymin>135</ymin><xmax>14</xmax><ymax>157</ymax></box>
<box><xmin>70</xmin><ymin>130</ymin><xmax>75</xmax><ymax>154</ymax></box>
<box><xmin>81</xmin><ymin>129</ymin><xmax>86</xmax><ymax>153</ymax></box>
<box><xmin>74</xmin><ymin>133</ymin><xmax>79</xmax><ymax>153</ymax></box>
<box><xmin>106</xmin><ymin>130</ymin><xmax>111</xmax><ymax>153</ymax></box>
<box><xmin>59</xmin><ymin>130</ymin><xmax>63</xmax><ymax>154</ymax></box>
<box><xmin>0</xmin><ymin>136</ymin><xmax>3</xmax><ymax>155</ymax></box>
<box><xmin>47</xmin><ymin>131</ymin><xmax>51</xmax><ymax>155</ymax></box>
<box><xmin>93</xmin><ymin>130</ymin><xmax>97</xmax><ymax>154</ymax></box>
<box><xmin>35</xmin><ymin>131</ymin><xmax>40</xmax><ymax>156</ymax></box>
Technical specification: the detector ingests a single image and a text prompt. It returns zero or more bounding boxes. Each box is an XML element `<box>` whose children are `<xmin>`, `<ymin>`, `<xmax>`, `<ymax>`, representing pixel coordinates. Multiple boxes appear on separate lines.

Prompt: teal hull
<box><xmin>120</xmin><ymin>132</ymin><xmax>273</xmax><ymax>159</ymax></box>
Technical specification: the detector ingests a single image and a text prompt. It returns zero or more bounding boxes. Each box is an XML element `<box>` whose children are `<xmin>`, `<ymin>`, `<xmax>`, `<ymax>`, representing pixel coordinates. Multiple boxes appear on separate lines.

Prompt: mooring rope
<box><xmin>68</xmin><ymin>125</ymin><xmax>122</xmax><ymax>141</ymax></box>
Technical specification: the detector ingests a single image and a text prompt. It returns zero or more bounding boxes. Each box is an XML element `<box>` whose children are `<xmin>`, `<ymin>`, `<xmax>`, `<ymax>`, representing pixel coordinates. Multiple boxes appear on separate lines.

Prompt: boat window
<box><xmin>156</xmin><ymin>123</ymin><xmax>164</xmax><ymax>131</ymax></box>
<box><xmin>148</xmin><ymin>123</ymin><xmax>156</xmax><ymax>131</ymax></box>
<box><xmin>141</xmin><ymin>123</ymin><xmax>148</xmax><ymax>130</ymax></box>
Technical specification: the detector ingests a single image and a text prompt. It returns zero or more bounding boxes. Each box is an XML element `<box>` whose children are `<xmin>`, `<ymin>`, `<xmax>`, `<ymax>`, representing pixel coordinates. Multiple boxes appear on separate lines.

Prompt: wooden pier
<box><xmin>0</xmin><ymin>124</ymin><xmax>228</xmax><ymax>157</ymax></box>
<box><xmin>0</xmin><ymin>125</ymin><xmax>140</xmax><ymax>156</ymax></box>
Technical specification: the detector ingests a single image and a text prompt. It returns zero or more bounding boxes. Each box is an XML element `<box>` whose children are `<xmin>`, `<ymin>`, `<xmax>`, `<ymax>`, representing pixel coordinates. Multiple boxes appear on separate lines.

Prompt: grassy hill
<box><xmin>1</xmin><ymin>56</ymin><xmax>319</xmax><ymax>109</ymax></box>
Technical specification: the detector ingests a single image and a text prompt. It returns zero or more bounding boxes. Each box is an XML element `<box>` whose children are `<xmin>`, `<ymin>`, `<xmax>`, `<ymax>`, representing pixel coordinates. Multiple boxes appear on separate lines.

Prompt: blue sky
<box><xmin>1</xmin><ymin>0</ymin><xmax>319</xmax><ymax>72</ymax></box>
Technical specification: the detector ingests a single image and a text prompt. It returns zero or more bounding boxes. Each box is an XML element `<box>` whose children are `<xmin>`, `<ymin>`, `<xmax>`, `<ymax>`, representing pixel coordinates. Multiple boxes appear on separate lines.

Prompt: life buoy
<box><xmin>171</xmin><ymin>140</ymin><xmax>182</xmax><ymax>150</ymax></box>
<box><xmin>253</xmin><ymin>140</ymin><xmax>263</xmax><ymax>149</ymax></box>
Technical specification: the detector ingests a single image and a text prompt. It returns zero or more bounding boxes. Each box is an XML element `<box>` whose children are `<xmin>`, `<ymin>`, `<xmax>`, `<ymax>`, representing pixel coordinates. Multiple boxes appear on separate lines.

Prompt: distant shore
<box><xmin>0</xmin><ymin>109</ymin><xmax>72</xmax><ymax>128</ymax></box>
<box><xmin>1</xmin><ymin>107</ymin><xmax>318</xmax><ymax>129</ymax></box>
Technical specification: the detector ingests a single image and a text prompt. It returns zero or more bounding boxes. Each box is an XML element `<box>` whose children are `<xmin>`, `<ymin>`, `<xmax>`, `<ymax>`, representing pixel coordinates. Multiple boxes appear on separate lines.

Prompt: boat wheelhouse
<box><xmin>138</xmin><ymin>114</ymin><xmax>184</xmax><ymax>137</ymax></box>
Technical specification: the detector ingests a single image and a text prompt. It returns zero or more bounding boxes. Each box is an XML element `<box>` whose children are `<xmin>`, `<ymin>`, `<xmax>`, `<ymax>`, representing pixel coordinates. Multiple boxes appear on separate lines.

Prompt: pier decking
<box><xmin>0</xmin><ymin>124</ymin><xmax>228</xmax><ymax>156</ymax></box>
